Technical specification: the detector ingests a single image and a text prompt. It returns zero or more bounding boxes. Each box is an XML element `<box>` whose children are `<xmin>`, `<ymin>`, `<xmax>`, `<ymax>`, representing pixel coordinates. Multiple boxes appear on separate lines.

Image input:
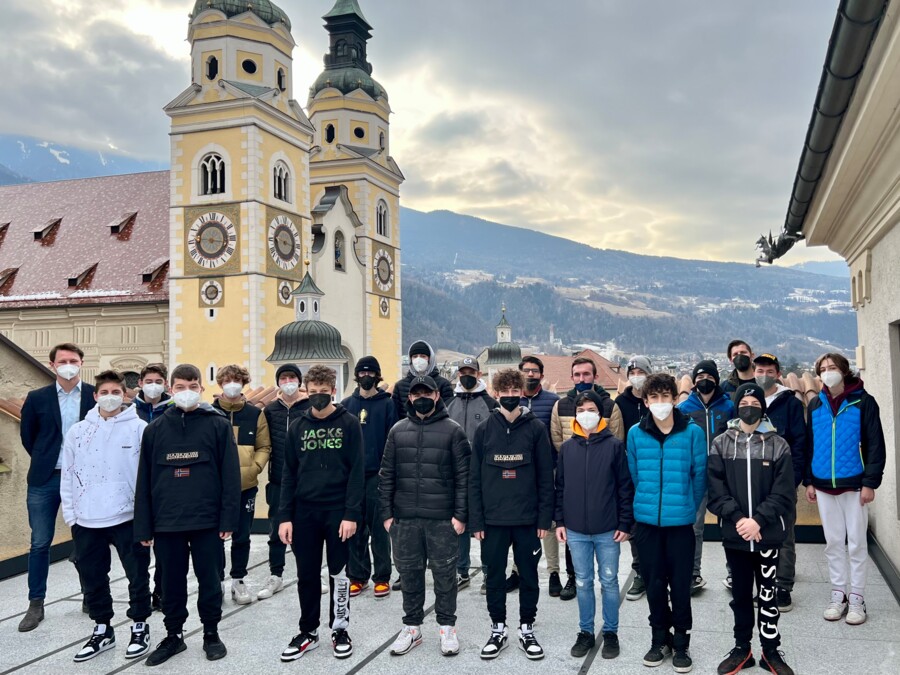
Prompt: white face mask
<box><xmin>629</xmin><ymin>375</ymin><xmax>647</xmax><ymax>391</ymax></box>
<box><xmin>56</xmin><ymin>364</ymin><xmax>80</xmax><ymax>380</ymax></box>
<box><xmin>173</xmin><ymin>390</ymin><xmax>201</xmax><ymax>410</ymax></box>
<box><xmin>649</xmin><ymin>402</ymin><xmax>674</xmax><ymax>421</ymax></box>
<box><xmin>576</xmin><ymin>411</ymin><xmax>601</xmax><ymax>432</ymax></box>
<box><xmin>280</xmin><ymin>382</ymin><xmax>300</xmax><ymax>397</ymax></box>
<box><xmin>222</xmin><ymin>382</ymin><xmax>243</xmax><ymax>398</ymax></box>
<box><xmin>142</xmin><ymin>383</ymin><xmax>165</xmax><ymax>400</ymax></box>
<box><xmin>411</xmin><ymin>356</ymin><xmax>429</xmax><ymax>373</ymax></box>
<box><xmin>97</xmin><ymin>394</ymin><xmax>124</xmax><ymax>413</ymax></box>
<box><xmin>821</xmin><ymin>370</ymin><xmax>843</xmax><ymax>389</ymax></box>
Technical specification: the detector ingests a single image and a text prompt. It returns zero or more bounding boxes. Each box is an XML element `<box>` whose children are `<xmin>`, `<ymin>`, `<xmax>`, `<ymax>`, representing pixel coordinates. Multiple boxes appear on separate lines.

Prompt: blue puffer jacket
<box><xmin>677</xmin><ymin>389</ymin><xmax>734</xmax><ymax>453</ymax></box>
<box><xmin>520</xmin><ymin>387</ymin><xmax>559</xmax><ymax>433</ymax></box>
<box><xmin>627</xmin><ymin>408</ymin><xmax>708</xmax><ymax>527</ymax></box>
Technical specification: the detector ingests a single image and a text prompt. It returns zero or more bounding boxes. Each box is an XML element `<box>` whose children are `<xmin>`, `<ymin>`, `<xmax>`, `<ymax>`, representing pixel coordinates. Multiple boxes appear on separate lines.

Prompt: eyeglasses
<box><xmin>521</xmin><ymin>368</ymin><xmax>540</xmax><ymax>375</ymax></box>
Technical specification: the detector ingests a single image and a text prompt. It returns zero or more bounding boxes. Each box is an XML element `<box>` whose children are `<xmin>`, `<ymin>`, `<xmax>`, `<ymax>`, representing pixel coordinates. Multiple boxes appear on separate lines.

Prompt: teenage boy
<box><xmin>556</xmin><ymin>390</ymin><xmax>634</xmax><ymax>661</ymax></box>
<box><xmin>278</xmin><ymin>365</ymin><xmax>364</xmax><ymax>661</ymax></box>
<box><xmin>342</xmin><ymin>356</ymin><xmax>397</xmax><ymax>598</ymax></box>
<box><xmin>133</xmin><ymin>363</ymin><xmax>171</xmax><ymax>423</ymax></box>
<box><xmin>470</xmin><ymin>369</ymin><xmax>553</xmax><ymax>661</ymax></box>
<box><xmin>722</xmin><ymin>340</ymin><xmax>755</xmax><ymax>395</ymax></box>
<box><xmin>447</xmin><ymin>356</ymin><xmax>498</xmax><ymax>589</ymax></box>
<box><xmin>380</xmin><ymin>376</ymin><xmax>470</xmax><ymax>657</ymax></box>
<box><xmin>61</xmin><ymin>370</ymin><xmax>151</xmax><ymax>662</ymax></box>
<box><xmin>391</xmin><ymin>340</ymin><xmax>454</xmax><ymax>419</ymax></box>
<box><xmin>18</xmin><ymin>343</ymin><xmax>95</xmax><ymax>632</ymax></box>
<box><xmin>134</xmin><ymin>364</ymin><xmax>241</xmax><ymax>666</ymax></box>
<box><xmin>708</xmin><ymin>383</ymin><xmax>796</xmax><ymax>675</ymax></box>
<box><xmin>259</xmin><ymin>364</ymin><xmax>310</xmax><ymax>601</ymax></box>
<box><xmin>677</xmin><ymin>360</ymin><xmax>734</xmax><ymax>594</ymax></box>
<box><xmin>608</xmin><ymin>355</ymin><xmax>650</xmax><ymax>602</ymax></box>
<box><xmin>627</xmin><ymin>373</ymin><xmax>706</xmax><ymax>673</ymax></box>
<box><xmin>805</xmin><ymin>353</ymin><xmax>885</xmax><ymax>626</ymax></box>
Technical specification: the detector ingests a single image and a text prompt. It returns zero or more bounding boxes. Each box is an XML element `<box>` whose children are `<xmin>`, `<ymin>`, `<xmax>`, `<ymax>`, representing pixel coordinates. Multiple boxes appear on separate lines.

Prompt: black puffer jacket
<box><xmin>379</xmin><ymin>400</ymin><xmax>471</xmax><ymax>523</ymax></box>
<box><xmin>263</xmin><ymin>396</ymin><xmax>311</xmax><ymax>485</ymax></box>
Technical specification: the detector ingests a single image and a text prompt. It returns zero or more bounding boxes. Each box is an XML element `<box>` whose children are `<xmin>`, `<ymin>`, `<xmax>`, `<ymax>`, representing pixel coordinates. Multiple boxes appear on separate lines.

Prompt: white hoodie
<box><xmin>61</xmin><ymin>404</ymin><xmax>148</xmax><ymax>528</ymax></box>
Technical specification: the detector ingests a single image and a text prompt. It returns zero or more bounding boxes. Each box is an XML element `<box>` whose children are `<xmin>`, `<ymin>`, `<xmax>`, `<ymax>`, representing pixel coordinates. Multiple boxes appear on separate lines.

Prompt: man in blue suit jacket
<box><xmin>18</xmin><ymin>343</ymin><xmax>95</xmax><ymax>632</ymax></box>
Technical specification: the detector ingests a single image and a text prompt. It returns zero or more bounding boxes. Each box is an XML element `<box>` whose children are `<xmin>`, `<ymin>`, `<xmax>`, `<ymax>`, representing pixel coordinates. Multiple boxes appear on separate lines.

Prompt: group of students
<box><xmin>15</xmin><ymin>337</ymin><xmax>885</xmax><ymax>674</ymax></box>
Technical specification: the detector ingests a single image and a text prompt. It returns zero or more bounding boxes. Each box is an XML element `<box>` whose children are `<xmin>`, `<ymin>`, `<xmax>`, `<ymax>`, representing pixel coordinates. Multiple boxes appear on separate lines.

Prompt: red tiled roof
<box><xmin>531</xmin><ymin>348</ymin><xmax>623</xmax><ymax>394</ymax></box>
<box><xmin>0</xmin><ymin>172</ymin><xmax>169</xmax><ymax>309</ymax></box>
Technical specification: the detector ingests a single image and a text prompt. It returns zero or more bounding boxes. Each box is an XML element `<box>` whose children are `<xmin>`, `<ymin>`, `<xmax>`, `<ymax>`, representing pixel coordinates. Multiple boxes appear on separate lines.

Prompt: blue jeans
<box><xmin>26</xmin><ymin>472</ymin><xmax>62</xmax><ymax>600</ymax></box>
<box><xmin>567</xmin><ymin>529</ymin><xmax>620</xmax><ymax>634</ymax></box>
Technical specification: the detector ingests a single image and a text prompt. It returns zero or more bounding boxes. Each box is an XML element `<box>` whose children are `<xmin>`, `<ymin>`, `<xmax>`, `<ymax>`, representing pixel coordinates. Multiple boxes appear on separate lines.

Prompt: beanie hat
<box><xmin>733</xmin><ymin>382</ymin><xmax>767</xmax><ymax>415</ymax></box>
<box><xmin>692</xmin><ymin>359</ymin><xmax>720</xmax><ymax>385</ymax></box>
<box><xmin>355</xmin><ymin>355</ymin><xmax>381</xmax><ymax>376</ymax></box>
<box><xmin>574</xmin><ymin>389</ymin><xmax>605</xmax><ymax>409</ymax></box>
<box><xmin>409</xmin><ymin>340</ymin><xmax>431</xmax><ymax>358</ymax></box>
<box><xmin>627</xmin><ymin>355</ymin><xmax>652</xmax><ymax>376</ymax></box>
<box><xmin>275</xmin><ymin>364</ymin><xmax>302</xmax><ymax>383</ymax></box>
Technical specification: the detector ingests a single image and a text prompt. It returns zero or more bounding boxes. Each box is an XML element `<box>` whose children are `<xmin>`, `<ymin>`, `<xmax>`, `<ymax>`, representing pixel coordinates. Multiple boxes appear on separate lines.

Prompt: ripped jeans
<box><xmin>567</xmin><ymin>529</ymin><xmax>621</xmax><ymax>634</ymax></box>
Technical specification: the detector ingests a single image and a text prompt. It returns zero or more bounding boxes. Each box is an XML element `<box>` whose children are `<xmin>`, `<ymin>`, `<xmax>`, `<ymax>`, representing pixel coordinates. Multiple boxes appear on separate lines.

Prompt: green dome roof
<box><xmin>191</xmin><ymin>0</ymin><xmax>291</xmax><ymax>31</ymax></box>
<box><xmin>267</xmin><ymin>320</ymin><xmax>344</xmax><ymax>362</ymax></box>
<box><xmin>486</xmin><ymin>341</ymin><xmax>522</xmax><ymax>366</ymax></box>
<box><xmin>310</xmin><ymin>67</ymin><xmax>387</xmax><ymax>101</ymax></box>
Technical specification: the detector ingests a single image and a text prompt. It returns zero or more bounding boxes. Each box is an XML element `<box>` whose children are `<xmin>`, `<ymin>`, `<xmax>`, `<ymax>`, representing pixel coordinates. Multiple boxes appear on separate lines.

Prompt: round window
<box><xmin>354</xmin><ymin>127</ymin><xmax>365</xmax><ymax>139</ymax></box>
<box><xmin>242</xmin><ymin>59</ymin><xmax>257</xmax><ymax>74</ymax></box>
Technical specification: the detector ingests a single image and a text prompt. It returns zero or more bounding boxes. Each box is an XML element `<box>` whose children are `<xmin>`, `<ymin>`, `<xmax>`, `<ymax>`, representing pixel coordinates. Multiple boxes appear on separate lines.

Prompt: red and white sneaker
<box><xmin>281</xmin><ymin>632</ymin><xmax>319</xmax><ymax>661</ymax></box>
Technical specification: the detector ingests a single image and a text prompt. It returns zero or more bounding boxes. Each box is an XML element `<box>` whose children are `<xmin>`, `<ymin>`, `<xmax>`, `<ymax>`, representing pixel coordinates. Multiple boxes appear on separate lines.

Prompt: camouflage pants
<box><xmin>390</xmin><ymin>517</ymin><xmax>458</xmax><ymax>626</ymax></box>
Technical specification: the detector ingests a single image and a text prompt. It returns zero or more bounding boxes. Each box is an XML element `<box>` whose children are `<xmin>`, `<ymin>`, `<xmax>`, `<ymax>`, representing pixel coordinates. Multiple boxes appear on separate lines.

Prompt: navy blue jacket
<box><xmin>133</xmin><ymin>393</ymin><xmax>171</xmax><ymax>423</ymax></box>
<box><xmin>341</xmin><ymin>388</ymin><xmax>398</xmax><ymax>476</ymax></box>
<box><xmin>764</xmin><ymin>388</ymin><xmax>808</xmax><ymax>487</ymax></box>
<box><xmin>520</xmin><ymin>386</ymin><xmax>560</xmax><ymax>433</ymax></box>
<box><xmin>20</xmin><ymin>381</ymin><xmax>95</xmax><ymax>486</ymax></box>
<box><xmin>677</xmin><ymin>388</ymin><xmax>734</xmax><ymax>452</ymax></box>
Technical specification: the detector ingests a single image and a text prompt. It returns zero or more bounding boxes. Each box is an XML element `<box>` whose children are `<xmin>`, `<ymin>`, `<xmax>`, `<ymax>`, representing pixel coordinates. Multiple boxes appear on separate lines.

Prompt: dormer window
<box><xmin>206</xmin><ymin>56</ymin><xmax>218</xmax><ymax>81</ymax></box>
<box><xmin>273</xmin><ymin>162</ymin><xmax>290</xmax><ymax>203</ymax></box>
<box><xmin>200</xmin><ymin>153</ymin><xmax>226</xmax><ymax>195</ymax></box>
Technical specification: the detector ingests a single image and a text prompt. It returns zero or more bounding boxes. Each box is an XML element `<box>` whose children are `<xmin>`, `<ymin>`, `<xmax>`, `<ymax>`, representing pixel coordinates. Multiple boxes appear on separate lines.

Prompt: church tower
<box><xmin>307</xmin><ymin>0</ymin><xmax>404</xmax><ymax>381</ymax></box>
<box><xmin>165</xmin><ymin>0</ymin><xmax>314</xmax><ymax>391</ymax></box>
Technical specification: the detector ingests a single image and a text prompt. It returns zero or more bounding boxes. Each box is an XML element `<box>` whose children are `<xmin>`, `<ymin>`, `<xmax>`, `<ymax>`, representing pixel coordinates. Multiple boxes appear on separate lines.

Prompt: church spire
<box><xmin>322</xmin><ymin>0</ymin><xmax>373</xmax><ymax>74</ymax></box>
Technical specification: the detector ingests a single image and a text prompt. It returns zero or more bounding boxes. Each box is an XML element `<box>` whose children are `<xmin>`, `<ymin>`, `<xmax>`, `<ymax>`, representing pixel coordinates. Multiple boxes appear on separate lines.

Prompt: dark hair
<box><xmin>815</xmin><ymin>352</ymin><xmax>851</xmax><ymax>377</ymax></box>
<box><xmin>642</xmin><ymin>373</ymin><xmax>678</xmax><ymax>400</ymax></box>
<box><xmin>518</xmin><ymin>355</ymin><xmax>545</xmax><ymax>375</ymax></box>
<box><xmin>216</xmin><ymin>364</ymin><xmax>250</xmax><ymax>386</ymax></box>
<box><xmin>571</xmin><ymin>356</ymin><xmax>597</xmax><ymax>375</ymax></box>
<box><xmin>170</xmin><ymin>363</ymin><xmax>202</xmax><ymax>384</ymax></box>
<box><xmin>305</xmin><ymin>364</ymin><xmax>336</xmax><ymax>388</ymax></box>
<box><xmin>49</xmin><ymin>343</ymin><xmax>84</xmax><ymax>362</ymax></box>
<box><xmin>94</xmin><ymin>369</ymin><xmax>125</xmax><ymax>389</ymax></box>
<box><xmin>492</xmin><ymin>368</ymin><xmax>524</xmax><ymax>392</ymax></box>
<box><xmin>726</xmin><ymin>339</ymin><xmax>752</xmax><ymax>359</ymax></box>
<box><xmin>140</xmin><ymin>362</ymin><xmax>168</xmax><ymax>380</ymax></box>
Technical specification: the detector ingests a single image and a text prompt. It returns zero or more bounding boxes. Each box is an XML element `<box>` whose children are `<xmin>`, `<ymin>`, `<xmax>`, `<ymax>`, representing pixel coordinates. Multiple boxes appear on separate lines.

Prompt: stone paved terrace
<box><xmin>1</xmin><ymin>537</ymin><xmax>898</xmax><ymax>674</ymax></box>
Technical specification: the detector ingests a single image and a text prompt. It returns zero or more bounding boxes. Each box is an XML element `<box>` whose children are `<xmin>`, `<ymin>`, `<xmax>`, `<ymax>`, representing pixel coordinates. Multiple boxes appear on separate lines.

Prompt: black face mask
<box><xmin>737</xmin><ymin>405</ymin><xmax>763</xmax><ymax>425</ymax></box>
<box><xmin>525</xmin><ymin>378</ymin><xmax>541</xmax><ymax>391</ymax></box>
<box><xmin>733</xmin><ymin>354</ymin><xmax>751</xmax><ymax>372</ymax></box>
<box><xmin>411</xmin><ymin>397</ymin><xmax>435</xmax><ymax>415</ymax></box>
<box><xmin>309</xmin><ymin>393</ymin><xmax>332</xmax><ymax>411</ymax></box>
<box><xmin>499</xmin><ymin>396</ymin><xmax>520</xmax><ymax>412</ymax></box>
<box><xmin>459</xmin><ymin>375</ymin><xmax>477</xmax><ymax>390</ymax></box>
<box><xmin>695</xmin><ymin>379</ymin><xmax>716</xmax><ymax>395</ymax></box>
<box><xmin>358</xmin><ymin>375</ymin><xmax>376</xmax><ymax>391</ymax></box>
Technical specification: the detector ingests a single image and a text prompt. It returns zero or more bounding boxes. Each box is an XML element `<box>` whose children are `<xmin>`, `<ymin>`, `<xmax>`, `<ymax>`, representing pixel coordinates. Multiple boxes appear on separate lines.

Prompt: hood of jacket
<box><xmin>301</xmin><ymin>403</ymin><xmax>351</xmax><ymax>424</ymax></box>
<box><xmin>454</xmin><ymin>378</ymin><xmax>488</xmax><ymax>395</ymax></box>
<box><xmin>572</xmin><ymin>418</ymin><xmax>611</xmax><ymax>440</ymax></box>
<box><xmin>349</xmin><ymin>387</ymin><xmax>392</xmax><ymax>402</ymax></box>
<box><xmin>132</xmin><ymin>392</ymin><xmax>171</xmax><ymax>412</ymax></box>
<box><xmin>726</xmin><ymin>416</ymin><xmax>777</xmax><ymax>434</ymax></box>
<box><xmin>405</xmin><ymin>397</ymin><xmax>451</xmax><ymax>425</ymax></box>
<box><xmin>407</xmin><ymin>340</ymin><xmax>438</xmax><ymax>377</ymax></box>
<box><xmin>681</xmin><ymin>388</ymin><xmax>731</xmax><ymax>413</ymax></box>
<box><xmin>619</xmin><ymin>386</ymin><xmax>644</xmax><ymax>405</ymax></box>
<box><xmin>638</xmin><ymin>406</ymin><xmax>691</xmax><ymax>441</ymax></box>
<box><xmin>215</xmin><ymin>395</ymin><xmax>247</xmax><ymax>413</ymax></box>
<box><xmin>165</xmin><ymin>400</ymin><xmax>225</xmax><ymax>418</ymax></box>
<box><xmin>85</xmin><ymin>402</ymin><xmax>141</xmax><ymax>426</ymax></box>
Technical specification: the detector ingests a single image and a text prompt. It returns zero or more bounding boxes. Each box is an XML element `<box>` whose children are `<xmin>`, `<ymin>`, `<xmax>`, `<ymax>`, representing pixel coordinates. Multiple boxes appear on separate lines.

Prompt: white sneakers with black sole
<box><xmin>390</xmin><ymin>626</ymin><xmax>423</xmax><ymax>655</ymax></box>
<box><xmin>73</xmin><ymin>624</ymin><xmax>116</xmax><ymax>662</ymax></box>
<box><xmin>480</xmin><ymin>624</ymin><xmax>508</xmax><ymax>660</ymax></box>
<box><xmin>281</xmin><ymin>632</ymin><xmax>319</xmax><ymax>661</ymax></box>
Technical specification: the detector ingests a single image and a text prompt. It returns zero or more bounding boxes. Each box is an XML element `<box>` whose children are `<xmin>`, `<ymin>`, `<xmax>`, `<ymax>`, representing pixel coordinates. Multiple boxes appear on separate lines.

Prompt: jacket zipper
<box><xmin>746</xmin><ymin>435</ymin><xmax>754</xmax><ymax>552</ymax></box>
<box><xmin>658</xmin><ymin>440</ymin><xmax>664</xmax><ymax>527</ymax></box>
<box><xmin>829</xmin><ymin>399</ymin><xmax>861</xmax><ymax>488</ymax></box>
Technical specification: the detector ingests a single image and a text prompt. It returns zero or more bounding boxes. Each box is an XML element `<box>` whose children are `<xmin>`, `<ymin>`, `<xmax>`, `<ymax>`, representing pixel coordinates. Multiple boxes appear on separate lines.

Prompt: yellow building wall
<box><xmin>367</xmin><ymin>293</ymin><xmax>402</xmax><ymax>382</ymax></box>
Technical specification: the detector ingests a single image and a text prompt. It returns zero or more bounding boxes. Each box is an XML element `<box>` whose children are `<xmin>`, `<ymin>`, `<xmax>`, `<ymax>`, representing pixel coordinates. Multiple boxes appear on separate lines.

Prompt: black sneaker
<box><xmin>145</xmin><ymin>634</ymin><xmax>186</xmax><ymax>666</ymax></box>
<box><xmin>480</xmin><ymin>625</ymin><xmax>508</xmax><ymax>659</ymax></box>
<box><xmin>559</xmin><ymin>575</ymin><xmax>576</xmax><ymax>601</ymax></box>
<box><xmin>548</xmin><ymin>572</ymin><xmax>562</xmax><ymax>597</ymax></box>
<box><xmin>760</xmin><ymin>649</ymin><xmax>795</xmax><ymax>675</ymax></box>
<box><xmin>626</xmin><ymin>575</ymin><xmax>646</xmax><ymax>601</ymax></box>
<box><xmin>601</xmin><ymin>632</ymin><xmax>619</xmax><ymax>659</ymax></box>
<box><xmin>281</xmin><ymin>632</ymin><xmax>319</xmax><ymax>661</ymax></box>
<box><xmin>392</xmin><ymin>577</ymin><xmax>402</xmax><ymax>591</ymax></box>
<box><xmin>672</xmin><ymin>648</ymin><xmax>693</xmax><ymax>673</ymax></box>
<box><xmin>332</xmin><ymin>629</ymin><xmax>353</xmax><ymax>659</ymax></box>
<box><xmin>518</xmin><ymin>624</ymin><xmax>544</xmax><ymax>660</ymax></box>
<box><xmin>691</xmin><ymin>575</ymin><xmax>706</xmax><ymax>595</ymax></box>
<box><xmin>457</xmin><ymin>573</ymin><xmax>470</xmax><ymax>590</ymax></box>
<box><xmin>776</xmin><ymin>588</ymin><xmax>793</xmax><ymax>612</ymax></box>
<box><xmin>642</xmin><ymin>641</ymin><xmax>672</xmax><ymax>667</ymax></box>
<box><xmin>570</xmin><ymin>630</ymin><xmax>595</xmax><ymax>658</ymax></box>
<box><xmin>505</xmin><ymin>571</ymin><xmax>520</xmax><ymax>593</ymax></box>
<box><xmin>73</xmin><ymin>624</ymin><xmax>115</xmax><ymax>662</ymax></box>
<box><xmin>202</xmin><ymin>632</ymin><xmax>227</xmax><ymax>661</ymax></box>
<box><xmin>717</xmin><ymin>644</ymin><xmax>755</xmax><ymax>674</ymax></box>
<box><xmin>125</xmin><ymin>622</ymin><xmax>150</xmax><ymax>659</ymax></box>
<box><xmin>151</xmin><ymin>589</ymin><xmax>162</xmax><ymax>613</ymax></box>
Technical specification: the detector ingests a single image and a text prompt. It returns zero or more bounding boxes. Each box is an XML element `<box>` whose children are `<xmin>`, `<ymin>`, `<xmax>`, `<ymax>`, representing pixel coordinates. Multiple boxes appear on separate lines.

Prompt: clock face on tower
<box><xmin>188</xmin><ymin>212</ymin><xmax>237</xmax><ymax>269</ymax></box>
<box><xmin>267</xmin><ymin>215</ymin><xmax>301</xmax><ymax>270</ymax></box>
<box><xmin>373</xmin><ymin>248</ymin><xmax>395</xmax><ymax>293</ymax></box>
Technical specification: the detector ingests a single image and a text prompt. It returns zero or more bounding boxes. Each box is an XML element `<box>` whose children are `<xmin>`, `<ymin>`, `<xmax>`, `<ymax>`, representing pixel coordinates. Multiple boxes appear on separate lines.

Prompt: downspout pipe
<box><xmin>756</xmin><ymin>0</ymin><xmax>887</xmax><ymax>266</ymax></box>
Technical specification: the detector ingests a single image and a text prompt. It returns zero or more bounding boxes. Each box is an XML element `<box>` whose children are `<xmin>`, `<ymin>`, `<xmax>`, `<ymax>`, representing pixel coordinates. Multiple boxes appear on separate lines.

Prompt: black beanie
<box><xmin>733</xmin><ymin>382</ymin><xmax>767</xmax><ymax>415</ymax></box>
<box><xmin>409</xmin><ymin>340</ymin><xmax>430</xmax><ymax>358</ymax></box>
<box><xmin>355</xmin><ymin>355</ymin><xmax>381</xmax><ymax>376</ymax></box>
<box><xmin>692</xmin><ymin>359</ymin><xmax>720</xmax><ymax>385</ymax></box>
<box><xmin>574</xmin><ymin>389</ymin><xmax>605</xmax><ymax>409</ymax></box>
<box><xmin>275</xmin><ymin>364</ymin><xmax>302</xmax><ymax>383</ymax></box>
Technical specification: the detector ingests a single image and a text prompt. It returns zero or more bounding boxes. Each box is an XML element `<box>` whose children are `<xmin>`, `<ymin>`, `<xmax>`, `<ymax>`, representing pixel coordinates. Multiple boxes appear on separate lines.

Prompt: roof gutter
<box><xmin>756</xmin><ymin>0</ymin><xmax>887</xmax><ymax>266</ymax></box>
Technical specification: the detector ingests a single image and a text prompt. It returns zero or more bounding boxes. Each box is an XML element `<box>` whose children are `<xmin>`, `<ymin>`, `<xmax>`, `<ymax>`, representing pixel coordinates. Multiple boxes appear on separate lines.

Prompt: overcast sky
<box><xmin>0</xmin><ymin>0</ymin><xmax>843</xmax><ymax>264</ymax></box>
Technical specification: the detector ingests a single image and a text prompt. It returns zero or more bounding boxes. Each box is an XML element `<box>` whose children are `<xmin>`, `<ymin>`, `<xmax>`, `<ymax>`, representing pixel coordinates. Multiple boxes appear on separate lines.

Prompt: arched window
<box><xmin>334</xmin><ymin>231</ymin><xmax>345</xmax><ymax>271</ymax></box>
<box><xmin>376</xmin><ymin>200</ymin><xmax>389</xmax><ymax>238</ymax></box>
<box><xmin>277</xmin><ymin>68</ymin><xmax>286</xmax><ymax>92</ymax></box>
<box><xmin>206</xmin><ymin>56</ymin><xmax>218</xmax><ymax>81</ymax></box>
<box><xmin>273</xmin><ymin>161</ymin><xmax>290</xmax><ymax>202</ymax></box>
<box><xmin>200</xmin><ymin>153</ymin><xmax>226</xmax><ymax>195</ymax></box>
<box><xmin>336</xmin><ymin>41</ymin><xmax>348</xmax><ymax>57</ymax></box>
<box><xmin>325</xmin><ymin>124</ymin><xmax>335</xmax><ymax>144</ymax></box>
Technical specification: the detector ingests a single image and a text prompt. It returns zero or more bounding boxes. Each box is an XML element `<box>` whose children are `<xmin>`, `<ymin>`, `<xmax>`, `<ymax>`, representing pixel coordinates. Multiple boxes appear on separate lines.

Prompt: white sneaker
<box><xmin>257</xmin><ymin>575</ymin><xmax>283</xmax><ymax>600</ymax></box>
<box><xmin>231</xmin><ymin>579</ymin><xmax>252</xmax><ymax>605</ymax></box>
<box><xmin>390</xmin><ymin>625</ymin><xmax>423</xmax><ymax>655</ymax></box>
<box><xmin>518</xmin><ymin>623</ymin><xmax>544</xmax><ymax>660</ymax></box>
<box><xmin>846</xmin><ymin>594</ymin><xmax>867</xmax><ymax>625</ymax></box>
<box><xmin>439</xmin><ymin>626</ymin><xmax>459</xmax><ymax>656</ymax></box>
<box><xmin>823</xmin><ymin>590</ymin><xmax>848</xmax><ymax>621</ymax></box>
<box><xmin>321</xmin><ymin>572</ymin><xmax>328</xmax><ymax>595</ymax></box>
<box><xmin>74</xmin><ymin>624</ymin><xmax>115</xmax><ymax>662</ymax></box>
<box><xmin>125</xmin><ymin>622</ymin><xmax>150</xmax><ymax>659</ymax></box>
<box><xmin>480</xmin><ymin>623</ymin><xmax>508</xmax><ymax>660</ymax></box>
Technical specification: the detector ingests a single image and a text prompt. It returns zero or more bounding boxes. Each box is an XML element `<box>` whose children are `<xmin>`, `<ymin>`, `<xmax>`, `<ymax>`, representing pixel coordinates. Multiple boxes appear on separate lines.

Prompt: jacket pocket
<box><xmin>81</xmin><ymin>481</ymin><xmax>134</xmax><ymax>522</ymax></box>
